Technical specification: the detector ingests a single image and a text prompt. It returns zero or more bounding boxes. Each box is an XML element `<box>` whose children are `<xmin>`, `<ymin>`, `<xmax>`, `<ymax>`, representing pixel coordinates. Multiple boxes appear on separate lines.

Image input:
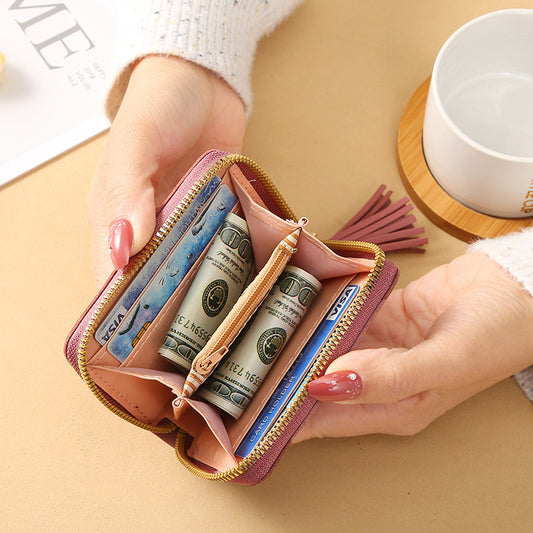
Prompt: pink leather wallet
<box><xmin>65</xmin><ymin>151</ymin><xmax>402</xmax><ymax>484</ymax></box>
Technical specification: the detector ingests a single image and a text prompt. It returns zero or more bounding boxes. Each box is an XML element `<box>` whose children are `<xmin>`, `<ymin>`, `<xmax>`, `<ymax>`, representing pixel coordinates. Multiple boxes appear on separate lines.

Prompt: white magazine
<box><xmin>0</xmin><ymin>0</ymin><xmax>116</xmax><ymax>186</ymax></box>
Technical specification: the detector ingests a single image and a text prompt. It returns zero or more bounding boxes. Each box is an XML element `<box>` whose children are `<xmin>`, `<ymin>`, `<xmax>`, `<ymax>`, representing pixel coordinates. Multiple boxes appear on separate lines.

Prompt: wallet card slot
<box><xmin>88</xmin><ymin>243</ymin><xmax>208</xmax><ymax>368</ymax></box>
<box><xmin>119</xmin><ymin>247</ymin><xmax>210</xmax><ymax>370</ymax></box>
<box><xmin>90</xmin><ymin>168</ymin><xmax>239</xmax><ymax>353</ymax></box>
<box><xmin>103</xmin><ymin>186</ymin><xmax>239</xmax><ymax>363</ymax></box>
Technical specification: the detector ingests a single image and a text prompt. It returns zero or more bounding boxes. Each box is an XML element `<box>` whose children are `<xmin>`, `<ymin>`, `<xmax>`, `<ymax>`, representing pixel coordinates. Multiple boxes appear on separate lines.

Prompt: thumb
<box><xmin>307</xmin><ymin>341</ymin><xmax>449</xmax><ymax>404</ymax></box>
<box><xmin>88</xmin><ymin>125</ymin><xmax>157</xmax><ymax>286</ymax></box>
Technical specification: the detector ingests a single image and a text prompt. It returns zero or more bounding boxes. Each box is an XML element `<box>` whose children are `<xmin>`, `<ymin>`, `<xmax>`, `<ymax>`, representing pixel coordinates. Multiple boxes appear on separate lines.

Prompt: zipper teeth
<box><xmin>231</xmin><ymin>155</ymin><xmax>297</xmax><ymax>221</ymax></box>
<box><xmin>77</xmin><ymin>154</ymin><xmax>290</xmax><ymax>433</ymax></box>
<box><xmin>222</xmin><ymin>252</ymin><xmax>288</xmax><ymax>334</ymax></box>
<box><xmin>77</xmin><ymin>176</ymin><xmax>212</xmax><ymax>433</ymax></box>
<box><xmin>76</xmin><ymin>152</ymin><xmax>385</xmax><ymax>479</ymax></box>
<box><xmin>322</xmin><ymin>239</ymin><xmax>383</xmax><ymax>255</ymax></box>
<box><xmin>175</xmin><ymin>243</ymin><xmax>385</xmax><ymax>481</ymax></box>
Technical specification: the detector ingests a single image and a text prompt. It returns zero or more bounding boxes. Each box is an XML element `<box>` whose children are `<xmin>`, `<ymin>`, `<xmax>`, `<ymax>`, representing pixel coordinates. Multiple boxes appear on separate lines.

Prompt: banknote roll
<box><xmin>159</xmin><ymin>213</ymin><xmax>254</xmax><ymax>371</ymax></box>
<box><xmin>197</xmin><ymin>265</ymin><xmax>321</xmax><ymax>419</ymax></box>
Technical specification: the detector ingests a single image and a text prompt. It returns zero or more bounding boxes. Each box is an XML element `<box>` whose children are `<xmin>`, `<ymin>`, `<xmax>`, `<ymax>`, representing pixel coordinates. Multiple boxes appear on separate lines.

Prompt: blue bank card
<box><xmin>95</xmin><ymin>176</ymin><xmax>222</xmax><ymax>345</ymax></box>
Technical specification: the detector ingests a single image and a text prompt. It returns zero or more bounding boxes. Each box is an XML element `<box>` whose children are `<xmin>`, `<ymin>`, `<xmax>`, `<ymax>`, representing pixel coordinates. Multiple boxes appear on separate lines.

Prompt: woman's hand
<box><xmin>294</xmin><ymin>252</ymin><xmax>533</xmax><ymax>442</ymax></box>
<box><xmin>88</xmin><ymin>55</ymin><xmax>246</xmax><ymax>286</ymax></box>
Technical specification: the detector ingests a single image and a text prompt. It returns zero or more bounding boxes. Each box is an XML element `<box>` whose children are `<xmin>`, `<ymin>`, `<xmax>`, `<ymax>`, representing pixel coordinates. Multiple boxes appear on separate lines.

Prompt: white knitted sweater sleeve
<box><xmin>105</xmin><ymin>0</ymin><xmax>303</xmax><ymax>120</ymax></box>
<box><xmin>468</xmin><ymin>227</ymin><xmax>533</xmax><ymax>401</ymax></box>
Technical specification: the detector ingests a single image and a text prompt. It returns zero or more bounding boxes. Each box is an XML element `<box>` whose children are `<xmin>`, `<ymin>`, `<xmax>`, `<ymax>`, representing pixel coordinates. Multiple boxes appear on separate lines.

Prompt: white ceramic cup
<box><xmin>423</xmin><ymin>9</ymin><xmax>533</xmax><ymax>218</ymax></box>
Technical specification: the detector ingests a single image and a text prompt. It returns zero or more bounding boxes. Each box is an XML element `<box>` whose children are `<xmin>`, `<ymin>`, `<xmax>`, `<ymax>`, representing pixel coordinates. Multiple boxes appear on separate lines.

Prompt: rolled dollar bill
<box><xmin>159</xmin><ymin>213</ymin><xmax>254</xmax><ymax>371</ymax></box>
<box><xmin>196</xmin><ymin>265</ymin><xmax>321</xmax><ymax>419</ymax></box>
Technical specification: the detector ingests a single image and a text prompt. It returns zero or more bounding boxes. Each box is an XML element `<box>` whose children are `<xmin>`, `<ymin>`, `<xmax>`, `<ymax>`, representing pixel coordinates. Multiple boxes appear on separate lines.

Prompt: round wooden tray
<box><xmin>397</xmin><ymin>78</ymin><xmax>532</xmax><ymax>242</ymax></box>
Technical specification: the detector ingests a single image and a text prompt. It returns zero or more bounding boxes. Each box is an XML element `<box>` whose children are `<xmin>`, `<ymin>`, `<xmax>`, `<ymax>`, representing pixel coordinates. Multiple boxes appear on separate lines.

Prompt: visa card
<box><xmin>95</xmin><ymin>175</ymin><xmax>222</xmax><ymax>345</ymax></box>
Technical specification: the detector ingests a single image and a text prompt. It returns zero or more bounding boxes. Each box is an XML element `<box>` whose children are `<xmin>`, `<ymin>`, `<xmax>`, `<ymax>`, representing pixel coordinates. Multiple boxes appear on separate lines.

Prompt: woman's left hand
<box><xmin>294</xmin><ymin>252</ymin><xmax>533</xmax><ymax>442</ymax></box>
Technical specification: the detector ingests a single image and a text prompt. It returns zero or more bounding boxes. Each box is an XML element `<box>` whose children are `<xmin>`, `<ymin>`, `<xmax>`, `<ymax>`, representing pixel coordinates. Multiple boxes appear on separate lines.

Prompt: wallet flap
<box><xmin>91</xmin><ymin>365</ymin><xmax>237</xmax><ymax>467</ymax></box>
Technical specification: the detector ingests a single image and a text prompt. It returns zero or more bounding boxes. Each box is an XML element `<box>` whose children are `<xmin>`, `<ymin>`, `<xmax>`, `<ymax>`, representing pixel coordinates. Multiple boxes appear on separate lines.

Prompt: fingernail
<box><xmin>307</xmin><ymin>371</ymin><xmax>363</xmax><ymax>402</ymax></box>
<box><xmin>108</xmin><ymin>219</ymin><xmax>133</xmax><ymax>270</ymax></box>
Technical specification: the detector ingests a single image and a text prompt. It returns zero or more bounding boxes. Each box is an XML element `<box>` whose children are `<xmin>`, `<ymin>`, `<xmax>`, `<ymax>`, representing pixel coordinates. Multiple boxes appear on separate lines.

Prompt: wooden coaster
<box><xmin>397</xmin><ymin>78</ymin><xmax>533</xmax><ymax>242</ymax></box>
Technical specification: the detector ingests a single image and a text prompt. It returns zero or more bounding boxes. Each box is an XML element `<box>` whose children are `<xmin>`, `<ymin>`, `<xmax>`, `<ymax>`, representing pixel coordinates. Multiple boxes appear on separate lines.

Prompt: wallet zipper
<box><xmin>76</xmin><ymin>153</ymin><xmax>385</xmax><ymax>476</ymax></box>
<box><xmin>77</xmin><ymin>154</ymin><xmax>296</xmax><ymax>433</ymax></box>
<box><xmin>174</xmin><ymin>241</ymin><xmax>385</xmax><ymax>481</ymax></box>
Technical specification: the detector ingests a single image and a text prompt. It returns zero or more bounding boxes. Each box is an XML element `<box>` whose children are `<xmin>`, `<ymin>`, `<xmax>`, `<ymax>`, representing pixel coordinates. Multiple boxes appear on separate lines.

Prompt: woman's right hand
<box><xmin>294</xmin><ymin>252</ymin><xmax>533</xmax><ymax>441</ymax></box>
<box><xmin>88</xmin><ymin>55</ymin><xmax>246</xmax><ymax>287</ymax></box>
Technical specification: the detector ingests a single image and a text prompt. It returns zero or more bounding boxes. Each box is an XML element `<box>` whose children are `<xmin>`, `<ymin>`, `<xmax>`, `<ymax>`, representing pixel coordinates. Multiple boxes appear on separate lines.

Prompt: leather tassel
<box><xmin>331</xmin><ymin>185</ymin><xmax>428</xmax><ymax>252</ymax></box>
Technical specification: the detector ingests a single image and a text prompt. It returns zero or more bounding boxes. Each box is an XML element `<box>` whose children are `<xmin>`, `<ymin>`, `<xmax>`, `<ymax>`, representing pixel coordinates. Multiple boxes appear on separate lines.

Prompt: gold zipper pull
<box><xmin>177</xmin><ymin>346</ymin><xmax>229</xmax><ymax>407</ymax></box>
<box><xmin>193</xmin><ymin>346</ymin><xmax>229</xmax><ymax>376</ymax></box>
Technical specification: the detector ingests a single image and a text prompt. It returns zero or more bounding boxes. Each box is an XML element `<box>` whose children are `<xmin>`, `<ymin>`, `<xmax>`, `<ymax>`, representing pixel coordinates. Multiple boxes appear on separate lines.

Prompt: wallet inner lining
<box><xmin>89</xmin><ymin>273</ymin><xmax>361</xmax><ymax>472</ymax></box>
<box><xmin>84</xmin><ymin>163</ymin><xmax>375</xmax><ymax>472</ymax></box>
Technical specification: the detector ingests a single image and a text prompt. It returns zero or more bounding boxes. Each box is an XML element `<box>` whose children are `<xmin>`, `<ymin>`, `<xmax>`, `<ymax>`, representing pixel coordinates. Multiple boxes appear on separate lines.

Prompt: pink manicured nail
<box><xmin>108</xmin><ymin>219</ymin><xmax>133</xmax><ymax>270</ymax></box>
<box><xmin>307</xmin><ymin>371</ymin><xmax>363</xmax><ymax>402</ymax></box>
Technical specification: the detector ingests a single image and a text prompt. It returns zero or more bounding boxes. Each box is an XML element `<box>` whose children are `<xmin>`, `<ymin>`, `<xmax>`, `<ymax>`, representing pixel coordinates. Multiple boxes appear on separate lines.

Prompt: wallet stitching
<box><xmin>244</xmin><ymin>200</ymin><xmax>289</xmax><ymax>231</ymax></box>
<box><xmin>90</xmin><ymin>368</ymin><xmax>152</xmax><ymax>421</ymax></box>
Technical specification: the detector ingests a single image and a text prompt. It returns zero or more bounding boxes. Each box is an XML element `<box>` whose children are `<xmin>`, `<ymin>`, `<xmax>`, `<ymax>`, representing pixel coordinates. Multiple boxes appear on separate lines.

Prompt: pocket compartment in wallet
<box><xmin>82</xmin><ymin>161</ymin><xmax>377</xmax><ymax>473</ymax></box>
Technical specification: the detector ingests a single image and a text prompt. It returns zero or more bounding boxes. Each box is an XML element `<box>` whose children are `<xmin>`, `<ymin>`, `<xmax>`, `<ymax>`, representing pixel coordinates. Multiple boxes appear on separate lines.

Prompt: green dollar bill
<box><xmin>159</xmin><ymin>213</ymin><xmax>254</xmax><ymax>371</ymax></box>
<box><xmin>197</xmin><ymin>265</ymin><xmax>321</xmax><ymax>419</ymax></box>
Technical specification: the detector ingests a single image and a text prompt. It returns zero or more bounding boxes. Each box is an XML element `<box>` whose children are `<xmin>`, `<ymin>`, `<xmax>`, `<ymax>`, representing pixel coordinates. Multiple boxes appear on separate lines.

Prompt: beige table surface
<box><xmin>2</xmin><ymin>1</ymin><xmax>533</xmax><ymax>531</ymax></box>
